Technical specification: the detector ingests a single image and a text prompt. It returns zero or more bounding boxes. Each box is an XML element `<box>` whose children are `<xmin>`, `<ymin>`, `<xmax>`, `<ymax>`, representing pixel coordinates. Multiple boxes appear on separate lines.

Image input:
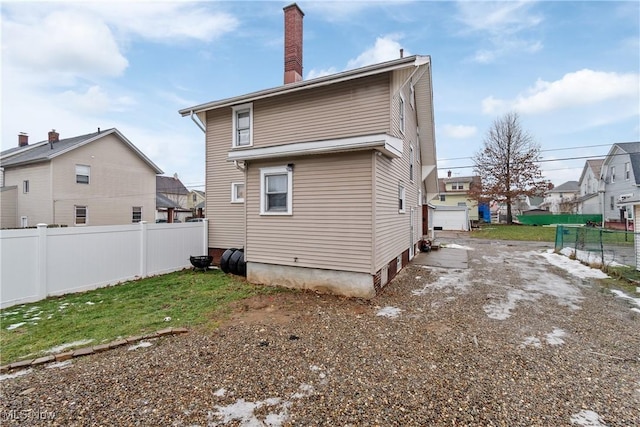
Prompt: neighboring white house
<box><xmin>600</xmin><ymin>142</ymin><xmax>640</xmax><ymax>227</ymax></box>
<box><xmin>576</xmin><ymin>158</ymin><xmax>604</xmax><ymax>215</ymax></box>
<box><xmin>540</xmin><ymin>181</ymin><xmax>579</xmax><ymax>214</ymax></box>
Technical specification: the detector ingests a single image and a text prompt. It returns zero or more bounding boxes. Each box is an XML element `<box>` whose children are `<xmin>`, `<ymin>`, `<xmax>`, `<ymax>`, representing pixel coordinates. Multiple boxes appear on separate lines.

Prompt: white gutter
<box><xmin>190</xmin><ymin>111</ymin><xmax>206</xmax><ymax>133</ymax></box>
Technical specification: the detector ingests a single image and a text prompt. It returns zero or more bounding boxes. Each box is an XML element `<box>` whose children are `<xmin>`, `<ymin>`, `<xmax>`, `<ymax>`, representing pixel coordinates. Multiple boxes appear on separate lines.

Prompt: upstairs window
<box><xmin>75</xmin><ymin>205</ymin><xmax>87</xmax><ymax>225</ymax></box>
<box><xmin>398</xmin><ymin>184</ymin><xmax>406</xmax><ymax>213</ymax></box>
<box><xmin>260</xmin><ymin>166</ymin><xmax>292</xmax><ymax>215</ymax></box>
<box><xmin>76</xmin><ymin>165</ymin><xmax>90</xmax><ymax>184</ymax></box>
<box><xmin>409</xmin><ymin>145</ymin><xmax>414</xmax><ymax>182</ymax></box>
<box><xmin>232</xmin><ymin>103</ymin><xmax>253</xmax><ymax>147</ymax></box>
<box><xmin>610</xmin><ymin>166</ymin><xmax>615</xmax><ymax>183</ymax></box>
<box><xmin>399</xmin><ymin>95</ymin><xmax>406</xmax><ymax>134</ymax></box>
<box><xmin>625</xmin><ymin>162</ymin><xmax>630</xmax><ymax>180</ymax></box>
<box><xmin>132</xmin><ymin>207</ymin><xmax>142</xmax><ymax>223</ymax></box>
<box><xmin>23</xmin><ymin>180</ymin><xmax>29</xmax><ymax>193</ymax></box>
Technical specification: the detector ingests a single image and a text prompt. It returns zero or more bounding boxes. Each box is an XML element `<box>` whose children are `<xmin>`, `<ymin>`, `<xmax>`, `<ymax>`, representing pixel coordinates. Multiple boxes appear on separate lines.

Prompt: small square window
<box><xmin>231</xmin><ymin>182</ymin><xmax>245</xmax><ymax>203</ymax></box>
<box><xmin>76</xmin><ymin>165</ymin><xmax>90</xmax><ymax>184</ymax></box>
<box><xmin>75</xmin><ymin>205</ymin><xmax>87</xmax><ymax>225</ymax></box>
<box><xmin>23</xmin><ymin>180</ymin><xmax>29</xmax><ymax>193</ymax></box>
<box><xmin>132</xmin><ymin>207</ymin><xmax>142</xmax><ymax>223</ymax></box>
<box><xmin>260</xmin><ymin>166</ymin><xmax>292</xmax><ymax>215</ymax></box>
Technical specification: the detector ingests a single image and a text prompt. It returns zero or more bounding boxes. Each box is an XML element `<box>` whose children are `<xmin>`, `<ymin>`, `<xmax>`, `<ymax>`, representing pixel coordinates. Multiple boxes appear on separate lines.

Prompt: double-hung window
<box><xmin>232</xmin><ymin>103</ymin><xmax>253</xmax><ymax>147</ymax></box>
<box><xmin>398</xmin><ymin>184</ymin><xmax>406</xmax><ymax>213</ymax></box>
<box><xmin>132</xmin><ymin>207</ymin><xmax>142</xmax><ymax>223</ymax></box>
<box><xmin>611</xmin><ymin>166</ymin><xmax>616</xmax><ymax>183</ymax></box>
<box><xmin>409</xmin><ymin>145</ymin><xmax>414</xmax><ymax>182</ymax></box>
<box><xmin>625</xmin><ymin>162</ymin><xmax>630</xmax><ymax>180</ymax></box>
<box><xmin>75</xmin><ymin>205</ymin><xmax>87</xmax><ymax>225</ymax></box>
<box><xmin>260</xmin><ymin>166</ymin><xmax>292</xmax><ymax>215</ymax></box>
<box><xmin>399</xmin><ymin>95</ymin><xmax>406</xmax><ymax>134</ymax></box>
<box><xmin>76</xmin><ymin>165</ymin><xmax>90</xmax><ymax>184</ymax></box>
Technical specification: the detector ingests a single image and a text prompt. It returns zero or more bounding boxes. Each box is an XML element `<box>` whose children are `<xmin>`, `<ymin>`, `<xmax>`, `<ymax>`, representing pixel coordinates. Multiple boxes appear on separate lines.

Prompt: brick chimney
<box><xmin>18</xmin><ymin>132</ymin><xmax>28</xmax><ymax>147</ymax></box>
<box><xmin>48</xmin><ymin>129</ymin><xmax>59</xmax><ymax>144</ymax></box>
<box><xmin>283</xmin><ymin>3</ymin><xmax>304</xmax><ymax>84</ymax></box>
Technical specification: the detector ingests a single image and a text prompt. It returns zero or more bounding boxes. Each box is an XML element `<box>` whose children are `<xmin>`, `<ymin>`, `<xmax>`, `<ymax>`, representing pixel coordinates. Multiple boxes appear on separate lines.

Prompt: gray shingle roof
<box><xmin>157</xmin><ymin>175</ymin><xmax>189</xmax><ymax>195</ymax></box>
<box><xmin>613</xmin><ymin>142</ymin><xmax>640</xmax><ymax>184</ymax></box>
<box><xmin>0</xmin><ymin>128</ymin><xmax>163</xmax><ymax>174</ymax></box>
<box><xmin>548</xmin><ymin>180</ymin><xmax>579</xmax><ymax>193</ymax></box>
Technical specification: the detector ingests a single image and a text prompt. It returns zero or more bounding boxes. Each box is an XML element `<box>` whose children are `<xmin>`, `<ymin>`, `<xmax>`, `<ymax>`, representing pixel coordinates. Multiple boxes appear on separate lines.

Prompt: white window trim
<box><xmin>399</xmin><ymin>94</ymin><xmax>406</xmax><ymax>135</ymax></box>
<box><xmin>231</xmin><ymin>182</ymin><xmax>245</xmax><ymax>203</ymax></box>
<box><xmin>398</xmin><ymin>183</ymin><xmax>406</xmax><ymax>213</ymax></box>
<box><xmin>409</xmin><ymin>145</ymin><xmax>414</xmax><ymax>182</ymax></box>
<box><xmin>76</xmin><ymin>164</ymin><xmax>90</xmax><ymax>184</ymax></box>
<box><xmin>611</xmin><ymin>166</ymin><xmax>616</xmax><ymax>183</ymax></box>
<box><xmin>75</xmin><ymin>205</ymin><xmax>87</xmax><ymax>226</ymax></box>
<box><xmin>23</xmin><ymin>180</ymin><xmax>29</xmax><ymax>193</ymax></box>
<box><xmin>625</xmin><ymin>162</ymin><xmax>630</xmax><ymax>180</ymax></box>
<box><xmin>232</xmin><ymin>103</ymin><xmax>253</xmax><ymax>148</ymax></box>
<box><xmin>260</xmin><ymin>166</ymin><xmax>293</xmax><ymax>216</ymax></box>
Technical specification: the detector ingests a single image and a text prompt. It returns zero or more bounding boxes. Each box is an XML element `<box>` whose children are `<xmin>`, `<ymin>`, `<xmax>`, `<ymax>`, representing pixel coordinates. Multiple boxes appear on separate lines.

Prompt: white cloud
<box><xmin>441</xmin><ymin>124</ymin><xmax>477</xmax><ymax>139</ymax></box>
<box><xmin>303</xmin><ymin>1</ymin><xmax>414</xmax><ymax>22</ymax></box>
<box><xmin>2</xmin><ymin>9</ymin><xmax>128</xmax><ymax>78</ymax></box>
<box><xmin>456</xmin><ymin>1</ymin><xmax>542</xmax><ymax>35</ymax></box>
<box><xmin>346</xmin><ymin>34</ymin><xmax>408</xmax><ymax>69</ymax></box>
<box><xmin>57</xmin><ymin>86</ymin><xmax>137</xmax><ymax>115</ymax></box>
<box><xmin>483</xmin><ymin>69</ymin><xmax>640</xmax><ymax>115</ymax></box>
<box><xmin>306</xmin><ymin>67</ymin><xmax>338</xmax><ymax>80</ymax></box>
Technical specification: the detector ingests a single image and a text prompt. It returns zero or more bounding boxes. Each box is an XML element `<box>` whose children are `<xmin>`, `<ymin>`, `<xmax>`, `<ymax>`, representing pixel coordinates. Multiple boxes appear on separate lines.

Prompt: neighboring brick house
<box><xmin>0</xmin><ymin>129</ymin><xmax>162</xmax><ymax>228</ymax></box>
<box><xmin>178</xmin><ymin>4</ymin><xmax>439</xmax><ymax>298</ymax></box>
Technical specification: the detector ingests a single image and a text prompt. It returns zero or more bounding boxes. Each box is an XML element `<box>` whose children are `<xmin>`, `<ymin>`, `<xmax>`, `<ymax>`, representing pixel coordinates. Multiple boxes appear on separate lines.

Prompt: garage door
<box><xmin>432</xmin><ymin>208</ymin><xmax>469</xmax><ymax>231</ymax></box>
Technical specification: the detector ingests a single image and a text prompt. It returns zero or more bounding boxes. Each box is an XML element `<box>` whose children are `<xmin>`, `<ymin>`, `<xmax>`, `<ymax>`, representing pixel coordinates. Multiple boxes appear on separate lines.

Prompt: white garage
<box><xmin>432</xmin><ymin>205</ymin><xmax>470</xmax><ymax>231</ymax></box>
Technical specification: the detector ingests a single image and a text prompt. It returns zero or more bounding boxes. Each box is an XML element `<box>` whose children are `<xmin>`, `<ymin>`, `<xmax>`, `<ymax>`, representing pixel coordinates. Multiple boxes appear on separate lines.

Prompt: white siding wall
<box><xmin>3</xmin><ymin>163</ymin><xmax>53</xmax><ymax>226</ymax></box>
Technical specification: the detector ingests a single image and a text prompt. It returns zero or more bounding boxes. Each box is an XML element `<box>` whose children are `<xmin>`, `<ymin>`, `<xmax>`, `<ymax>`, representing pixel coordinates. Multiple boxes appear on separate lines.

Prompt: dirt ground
<box><xmin>1</xmin><ymin>236</ymin><xmax>639</xmax><ymax>426</ymax></box>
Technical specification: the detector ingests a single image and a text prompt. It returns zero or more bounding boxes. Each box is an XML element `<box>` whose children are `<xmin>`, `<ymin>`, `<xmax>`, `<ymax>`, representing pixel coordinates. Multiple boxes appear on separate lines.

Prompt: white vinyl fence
<box><xmin>0</xmin><ymin>220</ymin><xmax>208</xmax><ymax>309</ymax></box>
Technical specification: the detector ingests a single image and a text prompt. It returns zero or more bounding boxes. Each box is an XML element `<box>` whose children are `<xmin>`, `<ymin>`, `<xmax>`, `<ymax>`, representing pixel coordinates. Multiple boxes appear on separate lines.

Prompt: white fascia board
<box><xmin>227</xmin><ymin>134</ymin><xmax>403</xmax><ymax>162</ymax></box>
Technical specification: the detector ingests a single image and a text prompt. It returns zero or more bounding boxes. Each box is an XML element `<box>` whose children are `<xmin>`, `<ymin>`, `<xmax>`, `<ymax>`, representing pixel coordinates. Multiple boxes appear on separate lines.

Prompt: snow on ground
<box><xmin>545</xmin><ymin>328</ymin><xmax>566</xmax><ymax>345</ymax></box>
<box><xmin>441</xmin><ymin>243</ymin><xmax>474</xmax><ymax>251</ymax></box>
<box><xmin>376</xmin><ymin>306</ymin><xmax>402</xmax><ymax>318</ymax></box>
<box><xmin>46</xmin><ymin>360</ymin><xmax>73</xmax><ymax>369</ymax></box>
<box><xmin>608</xmin><ymin>289</ymin><xmax>640</xmax><ymax>313</ymax></box>
<box><xmin>45</xmin><ymin>339</ymin><xmax>94</xmax><ymax>354</ymax></box>
<box><xmin>541</xmin><ymin>250</ymin><xmax>609</xmax><ymax>279</ymax></box>
<box><xmin>484</xmin><ymin>289</ymin><xmax>538</xmax><ymax>320</ymax></box>
<box><xmin>570</xmin><ymin>410</ymin><xmax>607</xmax><ymax>426</ymax></box>
<box><xmin>559</xmin><ymin>247</ymin><xmax>625</xmax><ymax>268</ymax></box>
<box><xmin>128</xmin><ymin>341</ymin><xmax>153</xmax><ymax>351</ymax></box>
<box><xmin>207</xmin><ymin>377</ymin><xmax>316</xmax><ymax>426</ymax></box>
<box><xmin>0</xmin><ymin>368</ymin><xmax>33</xmax><ymax>381</ymax></box>
<box><xmin>6</xmin><ymin>322</ymin><xmax>26</xmax><ymax>330</ymax></box>
<box><xmin>413</xmin><ymin>268</ymin><xmax>471</xmax><ymax>295</ymax></box>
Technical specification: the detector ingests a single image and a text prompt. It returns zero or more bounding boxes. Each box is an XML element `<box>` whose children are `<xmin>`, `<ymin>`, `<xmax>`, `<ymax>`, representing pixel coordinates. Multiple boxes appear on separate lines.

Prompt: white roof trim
<box><xmin>227</xmin><ymin>134</ymin><xmax>403</xmax><ymax>162</ymax></box>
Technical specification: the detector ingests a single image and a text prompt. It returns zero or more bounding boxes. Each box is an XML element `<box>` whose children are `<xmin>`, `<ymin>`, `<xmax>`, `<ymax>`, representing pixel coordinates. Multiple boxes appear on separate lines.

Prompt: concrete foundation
<box><xmin>247</xmin><ymin>262</ymin><xmax>376</xmax><ymax>299</ymax></box>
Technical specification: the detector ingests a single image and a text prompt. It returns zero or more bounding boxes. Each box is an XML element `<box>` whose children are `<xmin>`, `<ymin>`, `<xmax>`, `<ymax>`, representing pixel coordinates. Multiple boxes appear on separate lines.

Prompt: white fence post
<box><xmin>202</xmin><ymin>218</ymin><xmax>209</xmax><ymax>255</ymax></box>
<box><xmin>37</xmin><ymin>223</ymin><xmax>48</xmax><ymax>300</ymax></box>
<box><xmin>140</xmin><ymin>221</ymin><xmax>148</xmax><ymax>277</ymax></box>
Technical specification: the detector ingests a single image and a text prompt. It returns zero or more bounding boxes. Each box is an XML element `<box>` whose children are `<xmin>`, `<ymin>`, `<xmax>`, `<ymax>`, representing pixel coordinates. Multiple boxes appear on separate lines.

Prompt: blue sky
<box><xmin>2</xmin><ymin>0</ymin><xmax>639</xmax><ymax>190</ymax></box>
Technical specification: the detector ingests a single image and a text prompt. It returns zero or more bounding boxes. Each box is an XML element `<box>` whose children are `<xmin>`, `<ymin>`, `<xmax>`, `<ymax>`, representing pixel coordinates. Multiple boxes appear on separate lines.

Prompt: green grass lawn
<box><xmin>470</xmin><ymin>224</ymin><xmax>557</xmax><ymax>241</ymax></box>
<box><xmin>0</xmin><ymin>269</ymin><xmax>287</xmax><ymax>365</ymax></box>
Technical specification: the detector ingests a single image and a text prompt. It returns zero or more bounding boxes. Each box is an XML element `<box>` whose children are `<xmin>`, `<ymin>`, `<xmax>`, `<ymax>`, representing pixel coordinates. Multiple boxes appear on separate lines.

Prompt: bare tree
<box><xmin>469</xmin><ymin>112</ymin><xmax>550</xmax><ymax>224</ymax></box>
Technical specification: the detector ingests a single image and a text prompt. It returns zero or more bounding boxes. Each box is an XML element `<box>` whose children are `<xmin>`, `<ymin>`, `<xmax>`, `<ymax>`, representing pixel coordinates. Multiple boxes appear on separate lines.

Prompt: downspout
<box><xmin>234</xmin><ymin>161</ymin><xmax>245</xmax><ymax>172</ymax></box>
<box><xmin>190</xmin><ymin>111</ymin><xmax>206</xmax><ymax>133</ymax></box>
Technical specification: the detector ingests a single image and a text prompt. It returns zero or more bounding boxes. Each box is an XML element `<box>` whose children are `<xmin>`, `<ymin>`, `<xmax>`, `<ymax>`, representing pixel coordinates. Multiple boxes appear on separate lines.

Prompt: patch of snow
<box><xmin>6</xmin><ymin>322</ymin><xmax>26</xmax><ymax>330</ymax></box>
<box><xmin>520</xmin><ymin>336</ymin><xmax>542</xmax><ymax>348</ymax></box>
<box><xmin>570</xmin><ymin>409</ymin><xmax>607</xmax><ymax>426</ymax></box>
<box><xmin>546</xmin><ymin>328</ymin><xmax>566</xmax><ymax>345</ymax></box>
<box><xmin>560</xmin><ymin>247</ymin><xmax>625</xmax><ymax>268</ymax></box>
<box><xmin>128</xmin><ymin>341</ymin><xmax>153</xmax><ymax>351</ymax></box>
<box><xmin>46</xmin><ymin>360</ymin><xmax>73</xmax><ymax>369</ymax></box>
<box><xmin>0</xmin><ymin>368</ymin><xmax>33</xmax><ymax>381</ymax></box>
<box><xmin>415</xmin><ymin>276</ymin><xmax>422</xmax><ymax>279</ymax></box>
<box><xmin>85</xmin><ymin>301</ymin><xmax>95</xmax><ymax>305</ymax></box>
<box><xmin>45</xmin><ymin>339</ymin><xmax>94</xmax><ymax>354</ymax></box>
<box><xmin>309</xmin><ymin>365</ymin><xmax>321</xmax><ymax>371</ymax></box>
<box><xmin>412</xmin><ymin>268</ymin><xmax>470</xmax><ymax>295</ymax></box>
<box><xmin>291</xmin><ymin>384</ymin><xmax>314</xmax><ymax>399</ymax></box>
<box><xmin>484</xmin><ymin>289</ymin><xmax>537</xmax><ymax>320</ymax></box>
<box><xmin>609</xmin><ymin>289</ymin><xmax>640</xmax><ymax>311</ymax></box>
<box><xmin>376</xmin><ymin>306</ymin><xmax>402</xmax><ymax>318</ymax></box>
<box><xmin>441</xmin><ymin>243</ymin><xmax>474</xmax><ymax>250</ymax></box>
<box><xmin>541</xmin><ymin>250</ymin><xmax>609</xmax><ymax>279</ymax></box>
<box><xmin>1</xmin><ymin>310</ymin><xmax>20</xmax><ymax>317</ymax></box>
<box><xmin>214</xmin><ymin>388</ymin><xmax>226</xmax><ymax>397</ymax></box>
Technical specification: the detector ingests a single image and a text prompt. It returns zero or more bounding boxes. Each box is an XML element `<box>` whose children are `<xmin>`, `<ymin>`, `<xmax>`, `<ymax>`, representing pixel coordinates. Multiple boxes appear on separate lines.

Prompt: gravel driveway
<box><xmin>1</xmin><ymin>237</ymin><xmax>639</xmax><ymax>426</ymax></box>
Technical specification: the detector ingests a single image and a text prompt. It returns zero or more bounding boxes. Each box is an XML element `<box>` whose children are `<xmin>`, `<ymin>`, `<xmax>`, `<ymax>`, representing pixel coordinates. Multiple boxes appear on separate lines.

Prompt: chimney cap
<box><xmin>283</xmin><ymin>2</ymin><xmax>304</xmax><ymax>16</ymax></box>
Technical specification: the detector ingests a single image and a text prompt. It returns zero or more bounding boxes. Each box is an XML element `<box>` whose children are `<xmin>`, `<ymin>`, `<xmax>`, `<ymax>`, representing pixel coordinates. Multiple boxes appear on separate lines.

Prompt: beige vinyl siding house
<box><xmin>179</xmin><ymin>4</ymin><xmax>438</xmax><ymax>298</ymax></box>
<box><xmin>0</xmin><ymin>129</ymin><xmax>162</xmax><ymax>227</ymax></box>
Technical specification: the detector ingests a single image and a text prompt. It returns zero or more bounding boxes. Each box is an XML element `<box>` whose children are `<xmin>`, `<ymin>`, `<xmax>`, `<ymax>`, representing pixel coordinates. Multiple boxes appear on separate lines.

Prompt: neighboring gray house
<box><xmin>601</xmin><ymin>142</ymin><xmax>640</xmax><ymax>226</ymax></box>
<box><xmin>156</xmin><ymin>174</ymin><xmax>191</xmax><ymax>222</ymax></box>
<box><xmin>0</xmin><ymin>129</ymin><xmax>162</xmax><ymax>228</ymax></box>
<box><xmin>178</xmin><ymin>4</ymin><xmax>439</xmax><ymax>298</ymax></box>
<box><xmin>576</xmin><ymin>158</ymin><xmax>604</xmax><ymax>215</ymax></box>
<box><xmin>541</xmin><ymin>181</ymin><xmax>579</xmax><ymax>214</ymax></box>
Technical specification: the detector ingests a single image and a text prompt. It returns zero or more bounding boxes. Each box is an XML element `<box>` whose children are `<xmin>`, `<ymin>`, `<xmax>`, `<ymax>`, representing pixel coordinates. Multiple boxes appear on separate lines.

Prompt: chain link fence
<box><xmin>555</xmin><ymin>225</ymin><xmax>637</xmax><ymax>269</ymax></box>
